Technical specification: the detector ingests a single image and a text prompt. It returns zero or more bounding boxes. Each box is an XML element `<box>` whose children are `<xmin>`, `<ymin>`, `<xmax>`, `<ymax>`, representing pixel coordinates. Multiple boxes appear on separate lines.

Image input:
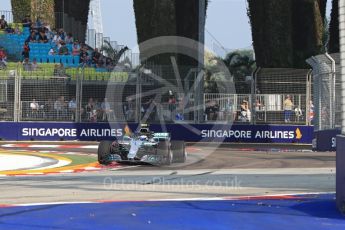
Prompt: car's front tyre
<box><xmin>98</xmin><ymin>141</ymin><xmax>113</xmax><ymax>164</ymax></box>
<box><xmin>171</xmin><ymin>141</ymin><xmax>186</xmax><ymax>163</ymax></box>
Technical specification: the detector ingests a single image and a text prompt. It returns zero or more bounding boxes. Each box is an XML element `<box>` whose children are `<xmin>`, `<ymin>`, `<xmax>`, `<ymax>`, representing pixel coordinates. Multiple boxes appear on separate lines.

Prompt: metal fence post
<box><xmin>325</xmin><ymin>53</ymin><xmax>336</xmax><ymax>129</ymax></box>
<box><xmin>13</xmin><ymin>69</ymin><xmax>17</xmax><ymax>122</ymax></box>
<box><xmin>13</xmin><ymin>67</ymin><xmax>22</xmax><ymax>122</ymax></box>
<box><xmin>306</xmin><ymin>70</ymin><xmax>312</xmax><ymax>125</ymax></box>
<box><xmin>136</xmin><ymin>72</ymin><xmax>141</xmax><ymax>123</ymax></box>
<box><xmin>75</xmin><ymin>67</ymin><xmax>84</xmax><ymax>123</ymax></box>
<box><xmin>197</xmin><ymin>0</ymin><xmax>206</xmax><ymax>124</ymax></box>
<box><xmin>251</xmin><ymin>67</ymin><xmax>260</xmax><ymax>125</ymax></box>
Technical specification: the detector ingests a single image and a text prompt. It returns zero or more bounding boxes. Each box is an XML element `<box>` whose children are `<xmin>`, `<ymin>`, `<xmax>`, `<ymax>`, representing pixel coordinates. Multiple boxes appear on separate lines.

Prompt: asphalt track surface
<box><xmin>0</xmin><ymin>143</ymin><xmax>335</xmax><ymax>205</ymax></box>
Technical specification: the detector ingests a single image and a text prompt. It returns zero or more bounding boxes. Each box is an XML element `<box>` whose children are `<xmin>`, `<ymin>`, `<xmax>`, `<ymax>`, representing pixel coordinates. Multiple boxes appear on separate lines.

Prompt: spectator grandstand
<box><xmin>0</xmin><ymin>14</ymin><xmax>133</xmax><ymax>72</ymax></box>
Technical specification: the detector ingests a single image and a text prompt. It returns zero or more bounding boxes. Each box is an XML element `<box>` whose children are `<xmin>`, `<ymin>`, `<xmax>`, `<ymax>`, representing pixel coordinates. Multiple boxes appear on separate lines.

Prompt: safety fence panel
<box><xmin>137</xmin><ymin>65</ymin><xmax>199</xmax><ymax>124</ymax></box>
<box><xmin>307</xmin><ymin>53</ymin><xmax>341</xmax><ymax>131</ymax></box>
<box><xmin>0</xmin><ymin>64</ymin><xmax>315</xmax><ymax>126</ymax></box>
<box><xmin>254</xmin><ymin>68</ymin><xmax>311</xmax><ymax>126</ymax></box>
<box><xmin>0</xmin><ymin>71</ymin><xmax>15</xmax><ymax>121</ymax></box>
<box><xmin>79</xmin><ymin>68</ymin><xmax>135</xmax><ymax>123</ymax></box>
<box><xmin>204</xmin><ymin>93</ymin><xmax>307</xmax><ymax>125</ymax></box>
<box><xmin>19</xmin><ymin>70</ymin><xmax>76</xmax><ymax>122</ymax></box>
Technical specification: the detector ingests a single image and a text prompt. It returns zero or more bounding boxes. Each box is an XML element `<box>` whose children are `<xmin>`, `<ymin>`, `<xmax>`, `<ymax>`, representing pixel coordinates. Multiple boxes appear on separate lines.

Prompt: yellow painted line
<box><xmin>0</xmin><ymin>151</ymin><xmax>100</xmax><ymax>175</ymax></box>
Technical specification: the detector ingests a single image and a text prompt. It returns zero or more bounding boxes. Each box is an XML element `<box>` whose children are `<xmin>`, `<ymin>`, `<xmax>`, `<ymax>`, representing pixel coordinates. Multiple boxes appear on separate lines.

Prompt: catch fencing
<box><xmin>307</xmin><ymin>53</ymin><xmax>341</xmax><ymax>131</ymax></box>
<box><xmin>0</xmin><ymin>64</ymin><xmax>313</xmax><ymax>126</ymax></box>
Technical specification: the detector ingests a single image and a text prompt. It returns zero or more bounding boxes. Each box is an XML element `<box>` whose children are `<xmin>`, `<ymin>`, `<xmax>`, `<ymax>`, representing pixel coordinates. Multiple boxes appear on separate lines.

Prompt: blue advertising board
<box><xmin>313</xmin><ymin>129</ymin><xmax>341</xmax><ymax>151</ymax></box>
<box><xmin>0</xmin><ymin>122</ymin><xmax>313</xmax><ymax>144</ymax></box>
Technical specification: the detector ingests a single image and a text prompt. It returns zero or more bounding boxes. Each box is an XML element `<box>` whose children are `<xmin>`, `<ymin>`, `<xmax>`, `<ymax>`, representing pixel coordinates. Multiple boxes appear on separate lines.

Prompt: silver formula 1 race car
<box><xmin>97</xmin><ymin>124</ymin><xmax>186</xmax><ymax>165</ymax></box>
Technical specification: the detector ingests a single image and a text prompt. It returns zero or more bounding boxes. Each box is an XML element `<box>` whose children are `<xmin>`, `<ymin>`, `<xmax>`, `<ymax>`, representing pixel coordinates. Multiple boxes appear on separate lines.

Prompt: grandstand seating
<box><xmin>0</xmin><ymin>26</ymin><xmax>80</xmax><ymax>67</ymax></box>
<box><xmin>0</xmin><ymin>24</ymin><xmax>129</xmax><ymax>82</ymax></box>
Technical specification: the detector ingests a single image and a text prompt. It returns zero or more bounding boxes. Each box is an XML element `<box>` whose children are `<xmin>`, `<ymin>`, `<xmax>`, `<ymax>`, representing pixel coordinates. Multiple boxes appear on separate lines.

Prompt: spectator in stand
<box><xmin>22</xmin><ymin>15</ymin><xmax>32</xmax><ymax>27</ymax></box>
<box><xmin>52</xmin><ymin>29</ymin><xmax>62</xmax><ymax>45</ymax></box>
<box><xmin>26</xmin><ymin>31</ymin><xmax>37</xmax><ymax>43</ymax></box>
<box><xmin>14</xmin><ymin>25</ymin><xmax>22</xmax><ymax>35</ymax></box>
<box><xmin>22</xmin><ymin>42</ymin><xmax>30</xmax><ymax>60</ymax></box>
<box><xmin>43</xmin><ymin>22</ymin><xmax>51</xmax><ymax>32</ymax></box>
<box><xmin>101</xmin><ymin>98</ymin><xmax>115</xmax><ymax>121</ymax></box>
<box><xmin>105</xmin><ymin>58</ymin><xmax>113</xmax><ymax>71</ymax></box>
<box><xmin>91</xmin><ymin>48</ymin><xmax>101</xmax><ymax>66</ymax></box>
<box><xmin>283</xmin><ymin>95</ymin><xmax>294</xmax><ymax>123</ymax></box>
<box><xmin>85</xmin><ymin>98</ymin><xmax>96</xmax><ymax>121</ymax></box>
<box><xmin>94</xmin><ymin>99</ymin><xmax>102</xmax><ymax>121</ymax></box>
<box><xmin>65</xmin><ymin>33</ymin><xmax>74</xmax><ymax>44</ymax></box>
<box><xmin>22</xmin><ymin>58</ymin><xmax>32</xmax><ymax>71</ymax></box>
<box><xmin>46</xmin><ymin>27</ymin><xmax>54</xmax><ymax>41</ymax></box>
<box><xmin>59</xmin><ymin>42</ymin><xmax>69</xmax><ymax>55</ymax></box>
<box><xmin>30</xmin><ymin>99</ymin><xmax>40</xmax><ymax>118</ymax></box>
<box><xmin>48</xmin><ymin>47</ymin><xmax>55</xmax><ymax>55</ymax></box>
<box><xmin>54</xmin><ymin>63</ymin><xmax>68</xmax><ymax>77</ymax></box>
<box><xmin>0</xmin><ymin>15</ymin><xmax>8</xmax><ymax>30</ymax></box>
<box><xmin>239</xmin><ymin>100</ymin><xmax>250</xmax><ymax>122</ymax></box>
<box><xmin>31</xmin><ymin>58</ymin><xmax>39</xmax><ymax>71</ymax></box>
<box><xmin>5</xmin><ymin>24</ymin><xmax>14</xmax><ymax>34</ymax></box>
<box><xmin>54</xmin><ymin>96</ymin><xmax>67</xmax><ymax>119</ymax></box>
<box><xmin>95</xmin><ymin>56</ymin><xmax>104</xmax><ymax>68</ymax></box>
<box><xmin>79</xmin><ymin>47</ymin><xmax>89</xmax><ymax>66</ymax></box>
<box><xmin>38</xmin><ymin>30</ymin><xmax>48</xmax><ymax>43</ymax></box>
<box><xmin>72</xmin><ymin>40</ymin><xmax>80</xmax><ymax>56</ymax></box>
<box><xmin>168</xmin><ymin>91</ymin><xmax>177</xmax><ymax>121</ymax></box>
<box><xmin>57</xmin><ymin>28</ymin><xmax>66</xmax><ymax>41</ymax></box>
<box><xmin>68</xmin><ymin>98</ymin><xmax>77</xmax><ymax>120</ymax></box>
<box><xmin>0</xmin><ymin>47</ymin><xmax>7</xmax><ymax>68</ymax></box>
<box><xmin>56</xmin><ymin>40</ymin><xmax>62</xmax><ymax>51</ymax></box>
<box><xmin>34</xmin><ymin>17</ymin><xmax>43</xmax><ymax>29</ymax></box>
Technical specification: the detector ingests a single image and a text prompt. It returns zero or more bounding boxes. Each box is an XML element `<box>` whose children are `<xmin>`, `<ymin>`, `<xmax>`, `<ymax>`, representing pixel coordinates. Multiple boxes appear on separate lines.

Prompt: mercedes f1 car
<box><xmin>97</xmin><ymin>124</ymin><xmax>186</xmax><ymax>165</ymax></box>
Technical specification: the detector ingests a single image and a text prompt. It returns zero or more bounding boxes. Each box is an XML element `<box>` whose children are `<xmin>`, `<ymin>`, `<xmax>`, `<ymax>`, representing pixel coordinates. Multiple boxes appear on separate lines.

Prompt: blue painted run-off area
<box><xmin>0</xmin><ymin>194</ymin><xmax>344</xmax><ymax>230</ymax></box>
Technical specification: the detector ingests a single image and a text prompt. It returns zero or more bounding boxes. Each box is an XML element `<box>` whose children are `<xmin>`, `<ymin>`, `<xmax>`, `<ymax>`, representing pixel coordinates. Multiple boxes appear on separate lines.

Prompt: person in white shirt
<box><xmin>30</xmin><ymin>99</ymin><xmax>39</xmax><ymax>118</ymax></box>
<box><xmin>48</xmin><ymin>47</ymin><xmax>55</xmax><ymax>55</ymax></box>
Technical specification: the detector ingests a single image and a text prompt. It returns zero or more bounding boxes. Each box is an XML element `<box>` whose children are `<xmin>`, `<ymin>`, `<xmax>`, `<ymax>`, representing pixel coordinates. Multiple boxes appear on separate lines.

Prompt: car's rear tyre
<box><xmin>98</xmin><ymin>141</ymin><xmax>113</xmax><ymax>164</ymax></box>
<box><xmin>171</xmin><ymin>141</ymin><xmax>186</xmax><ymax>163</ymax></box>
<box><xmin>157</xmin><ymin>141</ymin><xmax>171</xmax><ymax>165</ymax></box>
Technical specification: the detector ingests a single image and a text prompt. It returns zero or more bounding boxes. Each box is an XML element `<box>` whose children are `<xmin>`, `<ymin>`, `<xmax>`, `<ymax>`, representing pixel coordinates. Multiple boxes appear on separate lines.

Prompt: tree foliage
<box><xmin>247</xmin><ymin>0</ymin><xmax>324</xmax><ymax>68</ymax></box>
<box><xmin>11</xmin><ymin>0</ymin><xmax>55</xmax><ymax>26</ymax></box>
<box><xmin>101</xmin><ymin>40</ymin><xmax>129</xmax><ymax>67</ymax></box>
<box><xmin>224</xmin><ymin>50</ymin><xmax>256</xmax><ymax>93</ymax></box>
<box><xmin>328</xmin><ymin>0</ymin><xmax>339</xmax><ymax>53</ymax></box>
<box><xmin>11</xmin><ymin>0</ymin><xmax>31</xmax><ymax>22</ymax></box>
<box><xmin>133</xmin><ymin>0</ymin><xmax>207</xmax><ymax>67</ymax></box>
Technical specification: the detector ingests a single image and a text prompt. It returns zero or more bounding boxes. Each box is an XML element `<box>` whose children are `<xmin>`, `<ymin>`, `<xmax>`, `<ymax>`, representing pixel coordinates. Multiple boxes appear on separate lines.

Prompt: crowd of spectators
<box><xmin>27</xmin><ymin>97</ymin><xmax>116</xmax><ymax>122</ymax></box>
<box><xmin>1</xmin><ymin>14</ymin><xmax>131</xmax><ymax>72</ymax></box>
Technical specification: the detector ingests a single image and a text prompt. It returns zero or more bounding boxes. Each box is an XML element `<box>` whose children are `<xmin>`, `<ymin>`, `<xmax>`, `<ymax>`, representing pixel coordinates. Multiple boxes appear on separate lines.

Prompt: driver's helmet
<box><xmin>139</xmin><ymin>135</ymin><xmax>148</xmax><ymax>141</ymax></box>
